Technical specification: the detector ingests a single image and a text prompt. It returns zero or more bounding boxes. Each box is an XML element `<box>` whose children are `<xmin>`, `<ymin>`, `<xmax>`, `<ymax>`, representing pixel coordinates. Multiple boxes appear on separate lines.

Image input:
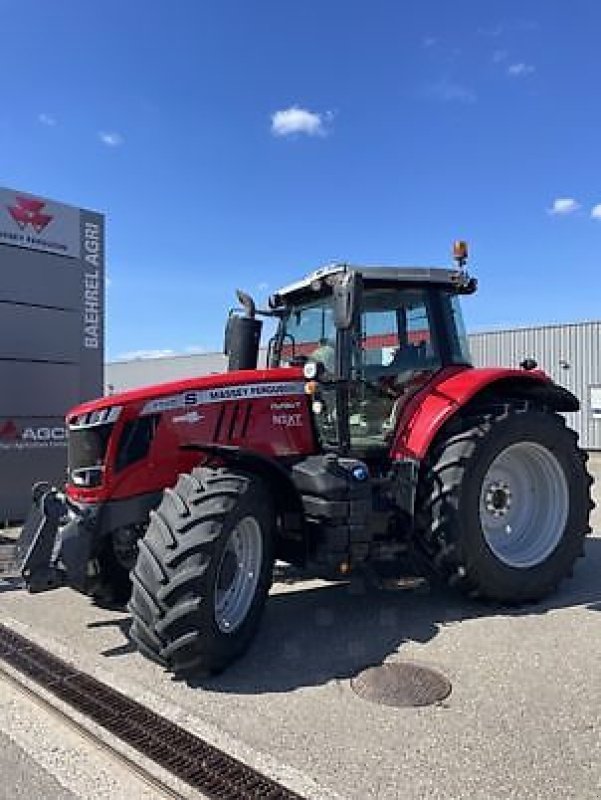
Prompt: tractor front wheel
<box><xmin>420</xmin><ymin>404</ymin><xmax>593</xmax><ymax>602</ymax></box>
<box><xmin>128</xmin><ymin>467</ymin><xmax>274</xmax><ymax>676</ymax></box>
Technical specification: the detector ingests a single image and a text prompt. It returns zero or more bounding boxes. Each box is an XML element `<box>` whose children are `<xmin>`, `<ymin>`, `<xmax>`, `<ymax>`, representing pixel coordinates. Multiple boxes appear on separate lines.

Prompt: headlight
<box><xmin>303</xmin><ymin>361</ymin><xmax>318</xmax><ymax>380</ymax></box>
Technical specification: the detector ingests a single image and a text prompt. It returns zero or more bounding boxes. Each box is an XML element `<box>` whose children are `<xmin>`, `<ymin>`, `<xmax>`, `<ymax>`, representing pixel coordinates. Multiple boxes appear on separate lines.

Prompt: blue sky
<box><xmin>1</xmin><ymin>1</ymin><xmax>600</xmax><ymax>360</ymax></box>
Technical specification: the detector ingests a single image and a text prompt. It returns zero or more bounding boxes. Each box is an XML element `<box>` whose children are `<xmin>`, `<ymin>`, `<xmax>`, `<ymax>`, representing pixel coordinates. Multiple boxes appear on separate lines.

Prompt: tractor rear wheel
<box><xmin>128</xmin><ymin>467</ymin><xmax>274</xmax><ymax>676</ymax></box>
<box><xmin>419</xmin><ymin>404</ymin><xmax>593</xmax><ymax>602</ymax></box>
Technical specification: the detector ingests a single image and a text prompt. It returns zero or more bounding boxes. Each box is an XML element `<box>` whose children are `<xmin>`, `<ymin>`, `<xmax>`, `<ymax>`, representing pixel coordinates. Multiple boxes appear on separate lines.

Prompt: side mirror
<box><xmin>332</xmin><ymin>271</ymin><xmax>362</xmax><ymax>330</ymax></box>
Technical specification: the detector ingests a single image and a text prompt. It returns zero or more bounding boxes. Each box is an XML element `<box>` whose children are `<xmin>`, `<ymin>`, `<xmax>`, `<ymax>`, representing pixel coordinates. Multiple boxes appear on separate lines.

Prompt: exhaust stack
<box><xmin>224</xmin><ymin>290</ymin><xmax>263</xmax><ymax>371</ymax></box>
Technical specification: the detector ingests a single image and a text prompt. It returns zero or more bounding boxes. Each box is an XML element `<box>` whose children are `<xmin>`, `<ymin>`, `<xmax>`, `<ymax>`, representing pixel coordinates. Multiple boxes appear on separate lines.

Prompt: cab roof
<box><xmin>271</xmin><ymin>263</ymin><xmax>476</xmax><ymax>307</ymax></box>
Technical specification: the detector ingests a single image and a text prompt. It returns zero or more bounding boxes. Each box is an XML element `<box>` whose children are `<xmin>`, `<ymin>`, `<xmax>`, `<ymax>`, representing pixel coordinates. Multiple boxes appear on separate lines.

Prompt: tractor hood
<box><xmin>68</xmin><ymin>367</ymin><xmax>304</xmax><ymax>419</ymax></box>
<box><xmin>65</xmin><ymin>363</ymin><xmax>314</xmax><ymax>504</ymax></box>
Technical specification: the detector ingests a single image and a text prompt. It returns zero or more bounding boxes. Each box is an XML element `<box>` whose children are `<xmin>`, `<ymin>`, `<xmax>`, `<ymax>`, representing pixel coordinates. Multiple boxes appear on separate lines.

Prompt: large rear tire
<box><xmin>128</xmin><ymin>467</ymin><xmax>274</xmax><ymax>676</ymax></box>
<box><xmin>418</xmin><ymin>404</ymin><xmax>593</xmax><ymax>602</ymax></box>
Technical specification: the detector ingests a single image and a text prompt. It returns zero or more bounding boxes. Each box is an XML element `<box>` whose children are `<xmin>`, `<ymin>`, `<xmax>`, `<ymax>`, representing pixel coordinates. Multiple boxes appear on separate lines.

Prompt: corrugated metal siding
<box><xmin>105</xmin><ymin>349</ymin><xmax>268</xmax><ymax>393</ymax></box>
<box><xmin>105</xmin><ymin>352</ymin><xmax>229</xmax><ymax>393</ymax></box>
<box><xmin>469</xmin><ymin>322</ymin><xmax>601</xmax><ymax>450</ymax></box>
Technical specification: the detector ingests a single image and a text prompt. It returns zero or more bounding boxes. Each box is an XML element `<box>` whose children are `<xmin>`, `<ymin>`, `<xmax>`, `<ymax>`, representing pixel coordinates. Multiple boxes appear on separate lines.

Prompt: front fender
<box><xmin>181</xmin><ymin>442</ymin><xmax>305</xmax><ymax>539</ymax></box>
<box><xmin>390</xmin><ymin>366</ymin><xmax>579</xmax><ymax>460</ymax></box>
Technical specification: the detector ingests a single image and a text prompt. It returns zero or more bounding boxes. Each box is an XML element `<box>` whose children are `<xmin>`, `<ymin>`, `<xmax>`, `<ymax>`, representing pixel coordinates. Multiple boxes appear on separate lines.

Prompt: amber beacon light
<box><xmin>453</xmin><ymin>240</ymin><xmax>469</xmax><ymax>267</ymax></box>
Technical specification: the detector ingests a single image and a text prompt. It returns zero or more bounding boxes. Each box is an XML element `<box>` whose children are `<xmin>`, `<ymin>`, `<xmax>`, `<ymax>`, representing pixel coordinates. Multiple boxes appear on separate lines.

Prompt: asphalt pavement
<box><xmin>0</xmin><ymin>455</ymin><xmax>599</xmax><ymax>799</ymax></box>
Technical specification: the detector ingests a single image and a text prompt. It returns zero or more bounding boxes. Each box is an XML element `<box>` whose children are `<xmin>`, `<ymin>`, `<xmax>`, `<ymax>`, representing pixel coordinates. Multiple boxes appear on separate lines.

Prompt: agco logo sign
<box><xmin>0</xmin><ymin>420</ymin><xmax>66</xmax><ymax>449</ymax></box>
<box><xmin>7</xmin><ymin>196</ymin><xmax>53</xmax><ymax>234</ymax></box>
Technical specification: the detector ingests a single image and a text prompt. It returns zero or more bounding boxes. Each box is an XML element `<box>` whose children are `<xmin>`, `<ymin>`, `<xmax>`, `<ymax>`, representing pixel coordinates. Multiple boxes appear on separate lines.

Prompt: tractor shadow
<box><xmin>88</xmin><ymin>617</ymin><xmax>138</xmax><ymax>658</ymax></box>
<box><xmin>187</xmin><ymin>535</ymin><xmax>601</xmax><ymax>695</ymax></box>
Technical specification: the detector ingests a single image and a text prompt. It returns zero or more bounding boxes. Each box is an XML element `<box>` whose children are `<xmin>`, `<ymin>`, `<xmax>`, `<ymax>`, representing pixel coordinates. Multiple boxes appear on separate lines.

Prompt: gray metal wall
<box><xmin>106</xmin><ymin>352</ymin><xmax>229</xmax><ymax>393</ymax></box>
<box><xmin>0</xmin><ymin>188</ymin><xmax>104</xmax><ymax>520</ymax></box>
<box><xmin>469</xmin><ymin>322</ymin><xmax>601</xmax><ymax>450</ymax></box>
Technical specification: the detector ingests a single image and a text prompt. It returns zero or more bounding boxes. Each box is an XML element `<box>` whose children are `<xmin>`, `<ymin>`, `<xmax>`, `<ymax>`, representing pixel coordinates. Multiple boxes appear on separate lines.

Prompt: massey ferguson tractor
<box><xmin>16</xmin><ymin>243</ymin><xmax>593</xmax><ymax>676</ymax></box>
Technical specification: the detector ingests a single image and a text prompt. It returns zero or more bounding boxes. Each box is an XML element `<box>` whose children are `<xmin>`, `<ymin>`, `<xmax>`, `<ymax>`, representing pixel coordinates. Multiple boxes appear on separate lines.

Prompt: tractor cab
<box><xmin>268</xmin><ymin>251</ymin><xmax>476</xmax><ymax>455</ymax></box>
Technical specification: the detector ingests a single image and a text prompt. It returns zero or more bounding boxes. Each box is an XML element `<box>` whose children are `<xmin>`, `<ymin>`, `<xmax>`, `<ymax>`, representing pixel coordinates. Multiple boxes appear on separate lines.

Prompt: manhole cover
<box><xmin>350</xmin><ymin>662</ymin><xmax>451</xmax><ymax>708</ymax></box>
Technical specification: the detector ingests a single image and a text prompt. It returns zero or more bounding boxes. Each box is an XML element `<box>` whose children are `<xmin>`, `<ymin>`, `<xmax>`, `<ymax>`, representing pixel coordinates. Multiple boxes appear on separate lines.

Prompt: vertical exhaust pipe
<box><xmin>224</xmin><ymin>290</ymin><xmax>263</xmax><ymax>371</ymax></box>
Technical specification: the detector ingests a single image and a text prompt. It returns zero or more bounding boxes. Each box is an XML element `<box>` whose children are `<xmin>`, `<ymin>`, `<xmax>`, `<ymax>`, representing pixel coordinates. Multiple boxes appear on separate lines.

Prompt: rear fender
<box><xmin>391</xmin><ymin>367</ymin><xmax>579</xmax><ymax>461</ymax></box>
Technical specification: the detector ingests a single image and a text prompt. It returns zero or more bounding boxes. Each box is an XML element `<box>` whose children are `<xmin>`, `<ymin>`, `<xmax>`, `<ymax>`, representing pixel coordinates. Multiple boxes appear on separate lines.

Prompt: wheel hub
<box><xmin>112</xmin><ymin>526</ymin><xmax>141</xmax><ymax>570</ymax></box>
<box><xmin>484</xmin><ymin>481</ymin><xmax>512</xmax><ymax>518</ymax></box>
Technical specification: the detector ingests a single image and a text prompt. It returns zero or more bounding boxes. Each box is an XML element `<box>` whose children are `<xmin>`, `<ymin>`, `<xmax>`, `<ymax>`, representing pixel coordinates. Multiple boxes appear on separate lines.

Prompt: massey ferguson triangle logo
<box><xmin>0</xmin><ymin>420</ymin><xmax>18</xmax><ymax>441</ymax></box>
<box><xmin>7</xmin><ymin>196</ymin><xmax>53</xmax><ymax>234</ymax></box>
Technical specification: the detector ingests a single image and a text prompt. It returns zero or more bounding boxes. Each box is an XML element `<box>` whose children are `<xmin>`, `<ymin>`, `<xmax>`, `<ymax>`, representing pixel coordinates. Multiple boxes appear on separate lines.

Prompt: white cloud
<box><xmin>507</xmin><ymin>62</ymin><xmax>535</xmax><ymax>77</ymax></box>
<box><xmin>257</xmin><ymin>281</ymin><xmax>269</xmax><ymax>292</ymax></box>
<box><xmin>38</xmin><ymin>113</ymin><xmax>56</xmax><ymax>126</ymax></box>
<box><xmin>591</xmin><ymin>204</ymin><xmax>601</xmax><ymax>220</ymax></box>
<box><xmin>547</xmin><ymin>198</ymin><xmax>580</xmax><ymax>216</ymax></box>
<box><xmin>492</xmin><ymin>50</ymin><xmax>508</xmax><ymax>63</ymax></box>
<box><xmin>98</xmin><ymin>131</ymin><xmax>124</xmax><ymax>147</ymax></box>
<box><xmin>271</xmin><ymin>106</ymin><xmax>332</xmax><ymax>137</ymax></box>
<box><xmin>184</xmin><ymin>345</ymin><xmax>208</xmax><ymax>354</ymax></box>
<box><xmin>422</xmin><ymin>36</ymin><xmax>438</xmax><ymax>48</ymax></box>
<box><xmin>117</xmin><ymin>349</ymin><xmax>175</xmax><ymax>361</ymax></box>
<box><xmin>428</xmin><ymin>80</ymin><xmax>476</xmax><ymax>104</ymax></box>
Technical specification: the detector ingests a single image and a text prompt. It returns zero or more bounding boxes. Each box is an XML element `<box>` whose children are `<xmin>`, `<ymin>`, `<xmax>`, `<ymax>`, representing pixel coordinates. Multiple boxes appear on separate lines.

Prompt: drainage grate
<box><xmin>350</xmin><ymin>662</ymin><xmax>451</xmax><ymax>708</ymax></box>
<box><xmin>0</xmin><ymin>623</ymin><xmax>304</xmax><ymax>800</ymax></box>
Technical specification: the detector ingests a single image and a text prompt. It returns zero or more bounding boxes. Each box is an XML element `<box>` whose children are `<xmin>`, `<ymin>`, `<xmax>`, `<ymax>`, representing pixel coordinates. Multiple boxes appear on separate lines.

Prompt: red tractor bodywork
<box><xmin>390</xmin><ymin>365</ymin><xmax>574</xmax><ymax>459</ymax></box>
<box><xmin>67</xmin><ymin>368</ymin><xmax>315</xmax><ymax>504</ymax></box>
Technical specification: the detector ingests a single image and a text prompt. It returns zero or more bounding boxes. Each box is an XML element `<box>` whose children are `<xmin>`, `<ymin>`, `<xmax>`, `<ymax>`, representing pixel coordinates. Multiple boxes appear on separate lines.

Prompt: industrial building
<box><xmin>0</xmin><ymin>186</ymin><xmax>104</xmax><ymax>520</ymax></box>
<box><xmin>470</xmin><ymin>321</ymin><xmax>600</xmax><ymax>450</ymax></box>
<box><xmin>106</xmin><ymin>320</ymin><xmax>601</xmax><ymax>450</ymax></box>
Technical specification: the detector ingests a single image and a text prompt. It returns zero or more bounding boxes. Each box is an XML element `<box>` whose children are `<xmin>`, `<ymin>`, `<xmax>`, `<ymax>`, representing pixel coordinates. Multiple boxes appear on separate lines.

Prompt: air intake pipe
<box><xmin>224</xmin><ymin>290</ymin><xmax>263</xmax><ymax>371</ymax></box>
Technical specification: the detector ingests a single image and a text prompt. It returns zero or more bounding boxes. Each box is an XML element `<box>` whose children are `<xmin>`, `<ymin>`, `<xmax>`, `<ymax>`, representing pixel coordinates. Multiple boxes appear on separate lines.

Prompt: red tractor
<box><xmin>17</xmin><ymin>244</ymin><xmax>593</xmax><ymax>676</ymax></box>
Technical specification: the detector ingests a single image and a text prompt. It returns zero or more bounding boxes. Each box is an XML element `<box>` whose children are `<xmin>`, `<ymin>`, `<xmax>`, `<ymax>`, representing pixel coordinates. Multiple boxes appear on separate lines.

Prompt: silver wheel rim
<box><xmin>214</xmin><ymin>516</ymin><xmax>263</xmax><ymax>633</ymax></box>
<box><xmin>479</xmin><ymin>441</ymin><xmax>569</xmax><ymax>569</ymax></box>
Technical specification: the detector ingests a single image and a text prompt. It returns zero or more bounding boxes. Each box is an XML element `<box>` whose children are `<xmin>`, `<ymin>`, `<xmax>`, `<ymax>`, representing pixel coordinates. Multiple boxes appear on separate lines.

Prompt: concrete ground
<box><xmin>0</xmin><ymin>455</ymin><xmax>599</xmax><ymax>799</ymax></box>
<box><xmin>0</xmin><ymin>670</ymin><xmax>166</xmax><ymax>800</ymax></box>
<box><xmin>0</xmin><ymin>731</ymin><xmax>76</xmax><ymax>800</ymax></box>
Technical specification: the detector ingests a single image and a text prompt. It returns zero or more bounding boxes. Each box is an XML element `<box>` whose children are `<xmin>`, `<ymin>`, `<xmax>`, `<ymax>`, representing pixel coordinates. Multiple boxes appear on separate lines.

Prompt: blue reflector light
<box><xmin>351</xmin><ymin>464</ymin><xmax>369</xmax><ymax>482</ymax></box>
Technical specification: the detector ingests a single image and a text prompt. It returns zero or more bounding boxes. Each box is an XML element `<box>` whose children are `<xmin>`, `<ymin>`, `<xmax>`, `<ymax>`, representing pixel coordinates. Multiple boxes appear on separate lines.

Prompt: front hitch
<box><xmin>16</xmin><ymin>484</ymin><xmax>68</xmax><ymax>592</ymax></box>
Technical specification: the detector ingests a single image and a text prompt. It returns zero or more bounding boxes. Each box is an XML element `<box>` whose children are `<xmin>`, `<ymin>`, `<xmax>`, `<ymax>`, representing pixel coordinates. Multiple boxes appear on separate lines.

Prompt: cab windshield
<box><xmin>276</xmin><ymin>297</ymin><xmax>336</xmax><ymax>371</ymax></box>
